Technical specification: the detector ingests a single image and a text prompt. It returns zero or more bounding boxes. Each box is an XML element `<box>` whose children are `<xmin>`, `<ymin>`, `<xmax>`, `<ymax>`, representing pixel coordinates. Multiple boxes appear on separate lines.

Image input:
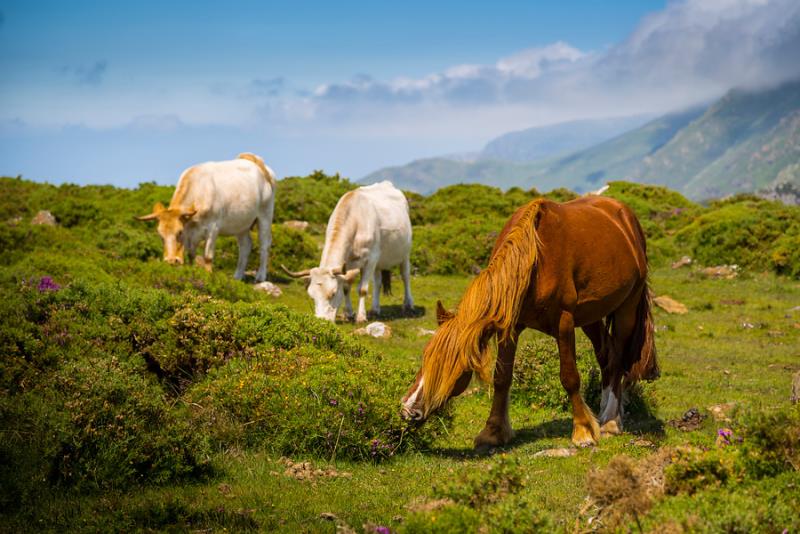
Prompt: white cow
<box><xmin>137</xmin><ymin>153</ymin><xmax>276</xmax><ymax>282</ymax></box>
<box><xmin>283</xmin><ymin>181</ymin><xmax>414</xmax><ymax>323</ymax></box>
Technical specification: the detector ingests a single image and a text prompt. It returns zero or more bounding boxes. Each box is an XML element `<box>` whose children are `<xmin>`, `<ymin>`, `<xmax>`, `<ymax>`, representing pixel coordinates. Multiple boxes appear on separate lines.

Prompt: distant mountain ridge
<box><xmin>361</xmin><ymin>79</ymin><xmax>800</xmax><ymax>199</ymax></box>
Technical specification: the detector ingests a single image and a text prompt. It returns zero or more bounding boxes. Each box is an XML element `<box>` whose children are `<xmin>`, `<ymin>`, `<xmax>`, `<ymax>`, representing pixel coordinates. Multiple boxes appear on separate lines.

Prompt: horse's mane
<box><xmin>420</xmin><ymin>199</ymin><xmax>543</xmax><ymax>415</ymax></box>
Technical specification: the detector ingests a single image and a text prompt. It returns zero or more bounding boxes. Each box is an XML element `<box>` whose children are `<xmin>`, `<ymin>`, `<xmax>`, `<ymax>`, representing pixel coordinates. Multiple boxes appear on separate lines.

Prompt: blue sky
<box><xmin>2</xmin><ymin>0</ymin><xmax>799</xmax><ymax>185</ymax></box>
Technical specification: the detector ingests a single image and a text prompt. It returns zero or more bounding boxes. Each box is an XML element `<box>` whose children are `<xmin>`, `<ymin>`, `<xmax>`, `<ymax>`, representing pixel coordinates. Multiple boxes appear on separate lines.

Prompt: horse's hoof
<box><xmin>600</xmin><ymin>419</ymin><xmax>623</xmax><ymax>437</ymax></box>
<box><xmin>571</xmin><ymin>423</ymin><xmax>599</xmax><ymax>447</ymax></box>
<box><xmin>474</xmin><ymin>425</ymin><xmax>514</xmax><ymax>452</ymax></box>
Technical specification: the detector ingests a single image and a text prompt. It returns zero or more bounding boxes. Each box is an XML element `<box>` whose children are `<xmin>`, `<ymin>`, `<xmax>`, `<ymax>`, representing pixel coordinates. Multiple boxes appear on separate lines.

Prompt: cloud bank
<box><xmin>269</xmin><ymin>0</ymin><xmax>800</xmax><ymax>142</ymax></box>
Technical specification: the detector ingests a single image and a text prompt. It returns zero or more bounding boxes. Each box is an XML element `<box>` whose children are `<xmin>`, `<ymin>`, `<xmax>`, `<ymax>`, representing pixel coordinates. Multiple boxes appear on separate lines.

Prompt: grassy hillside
<box><xmin>634</xmin><ymin>80</ymin><xmax>800</xmax><ymax>198</ymax></box>
<box><xmin>363</xmin><ymin>79</ymin><xmax>800</xmax><ymax>200</ymax></box>
<box><xmin>2</xmin><ymin>175</ymin><xmax>799</xmax><ymax>532</ymax></box>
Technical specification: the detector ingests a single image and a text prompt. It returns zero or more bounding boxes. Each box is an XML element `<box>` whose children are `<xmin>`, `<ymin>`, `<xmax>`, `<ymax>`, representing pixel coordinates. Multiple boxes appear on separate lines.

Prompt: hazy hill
<box><xmin>362</xmin><ymin>79</ymin><xmax>800</xmax><ymax>199</ymax></box>
<box><xmin>361</xmin><ymin>116</ymin><xmax>651</xmax><ymax>194</ymax></box>
<box><xmin>481</xmin><ymin>115</ymin><xmax>650</xmax><ymax>162</ymax></box>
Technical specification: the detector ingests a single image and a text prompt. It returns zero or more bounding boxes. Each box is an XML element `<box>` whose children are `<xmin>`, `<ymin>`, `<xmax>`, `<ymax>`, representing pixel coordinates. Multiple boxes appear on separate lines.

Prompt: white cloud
<box><xmin>277</xmin><ymin>0</ymin><xmax>800</xmax><ymax>143</ymax></box>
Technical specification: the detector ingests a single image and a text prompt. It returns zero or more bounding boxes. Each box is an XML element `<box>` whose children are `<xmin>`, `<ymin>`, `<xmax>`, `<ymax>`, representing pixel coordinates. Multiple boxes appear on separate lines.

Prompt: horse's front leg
<box><xmin>559</xmin><ymin>312</ymin><xmax>600</xmax><ymax>447</ymax></box>
<box><xmin>474</xmin><ymin>335</ymin><xmax>519</xmax><ymax>452</ymax></box>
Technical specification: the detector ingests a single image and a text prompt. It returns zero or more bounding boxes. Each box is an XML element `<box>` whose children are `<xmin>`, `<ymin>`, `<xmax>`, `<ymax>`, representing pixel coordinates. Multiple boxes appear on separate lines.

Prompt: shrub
<box><xmin>404</xmin><ymin>456</ymin><xmax>552</xmax><ymax>533</ymax></box>
<box><xmin>675</xmin><ymin>197</ymin><xmax>800</xmax><ymax>275</ymax></box>
<box><xmin>274</xmin><ymin>171</ymin><xmax>357</xmax><ymax>223</ymax></box>
<box><xmin>664</xmin><ymin>447</ymin><xmax>734</xmax><ymax>495</ymax></box>
<box><xmin>412</xmin><ymin>217</ymin><xmax>504</xmax><ymax>275</ymax></box>
<box><xmin>736</xmin><ymin>407</ymin><xmax>800</xmax><ymax>478</ymax></box>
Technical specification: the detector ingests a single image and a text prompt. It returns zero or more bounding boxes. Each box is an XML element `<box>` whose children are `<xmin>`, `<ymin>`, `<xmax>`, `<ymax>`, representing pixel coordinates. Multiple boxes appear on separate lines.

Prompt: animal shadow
<box><xmin>370</xmin><ymin>305</ymin><xmax>426</xmax><ymax>321</ymax></box>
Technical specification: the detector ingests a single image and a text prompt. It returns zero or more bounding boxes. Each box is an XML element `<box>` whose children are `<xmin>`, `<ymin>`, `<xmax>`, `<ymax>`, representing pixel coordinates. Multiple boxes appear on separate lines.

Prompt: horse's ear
<box><xmin>436</xmin><ymin>300</ymin><xmax>454</xmax><ymax>325</ymax></box>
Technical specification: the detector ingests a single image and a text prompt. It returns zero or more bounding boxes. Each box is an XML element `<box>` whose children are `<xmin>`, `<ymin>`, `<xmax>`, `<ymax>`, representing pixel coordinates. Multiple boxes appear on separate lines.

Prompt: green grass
<box><xmin>2</xmin><ymin>176</ymin><xmax>799</xmax><ymax>532</ymax></box>
<box><xmin>3</xmin><ymin>266</ymin><xmax>798</xmax><ymax>532</ymax></box>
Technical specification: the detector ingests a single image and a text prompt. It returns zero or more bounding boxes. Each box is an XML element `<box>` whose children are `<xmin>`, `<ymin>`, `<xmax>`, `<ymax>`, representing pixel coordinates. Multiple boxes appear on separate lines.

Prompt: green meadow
<box><xmin>1</xmin><ymin>175</ymin><xmax>799</xmax><ymax>532</ymax></box>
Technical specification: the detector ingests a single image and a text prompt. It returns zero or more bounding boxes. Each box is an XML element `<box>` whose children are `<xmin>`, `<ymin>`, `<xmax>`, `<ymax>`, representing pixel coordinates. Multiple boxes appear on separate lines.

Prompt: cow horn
<box><xmin>330</xmin><ymin>263</ymin><xmax>347</xmax><ymax>276</ymax></box>
<box><xmin>281</xmin><ymin>264</ymin><xmax>311</xmax><ymax>278</ymax></box>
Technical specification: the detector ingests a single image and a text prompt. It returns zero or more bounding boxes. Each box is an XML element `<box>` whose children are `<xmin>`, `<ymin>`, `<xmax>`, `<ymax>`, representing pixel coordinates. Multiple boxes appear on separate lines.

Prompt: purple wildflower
<box><xmin>373</xmin><ymin>527</ymin><xmax>391</xmax><ymax>534</ymax></box>
<box><xmin>329</xmin><ymin>398</ymin><xmax>338</xmax><ymax>406</ymax></box>
<box><xmin>37</xmin><ymin>276</ymin><xmax>61</xmax><ymax>292</ymax></box>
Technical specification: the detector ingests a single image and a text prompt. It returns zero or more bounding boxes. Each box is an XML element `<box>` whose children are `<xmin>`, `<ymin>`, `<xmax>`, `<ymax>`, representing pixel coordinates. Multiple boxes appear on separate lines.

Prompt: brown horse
<box><xmin>400</xmin><ymin>195</ymin><xmax>658</xmax><ymax>449</ymax></box>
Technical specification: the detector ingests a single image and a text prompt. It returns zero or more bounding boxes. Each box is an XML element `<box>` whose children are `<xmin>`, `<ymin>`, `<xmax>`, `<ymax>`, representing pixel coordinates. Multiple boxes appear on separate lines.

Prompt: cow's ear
<box><xmin>136</xmin><ymin>202</ymin><xmax>165</xmax><ymax>221</ymax></box>
<box><xmin>436</xmin><ymin>300</ymin><xmax>454</xmax><ymax>325</ymax></box>
<box><xmin>343</xmin><ymin>268</ymin><xmax>359</xmax><ymax>283</ymax></box>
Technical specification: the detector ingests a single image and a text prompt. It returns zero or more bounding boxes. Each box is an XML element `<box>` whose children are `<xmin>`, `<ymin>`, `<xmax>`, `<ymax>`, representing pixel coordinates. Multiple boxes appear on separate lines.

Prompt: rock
<box><xmin>708</xmin><ymin>402</ymin><xmax>736</xmax><ymax>421</ymax></box>
<box><xmin>283</xmin><ymin>220</ymin><xmax>310</xmax><ymax>231</ymax></box>
<box><xmin>699</xmin><ymin>265</ymin><xmax>738</xmax><ymax>279</ymax></box>
<box><xmin>792</xmin><ymin>371</ymin><xmax>800</xmax><ymax>404</ymax></box>
<box><xmin>417</xmin><ymin>327</ymin><xmax>436</xmax><ymax>336</ymax></box>
<box><xmin>31</xmin><ymin>210</ymin><xmax>57</xmax><ymax>226</ymax></box>
<box><xmin>668</xmin><ymin>408</ymin><xmax>706</xmax><ymax>431</ymax></box>
<box><xmin>254</xmin><ymin>281</ymin><xmax>282</xmax><ymax>297</ymax></box>
<box><xmin>533</xmin><ymin>447</ymin><xmax>577</xmax><ymax>458</ymax></box>
<box><xmin>653</xmin><ymin>295</ymin><xmax>688</xmax><ymax>314</ymax></box>
<box><xmin>671</xmin><ymin>256</ymin><xmax>692</xmax><ymax>269</ymax></box>
<box><xmin>354</xmin><ymin>321</ymin><xmax>392</xmax><ymax>339</ymax></box>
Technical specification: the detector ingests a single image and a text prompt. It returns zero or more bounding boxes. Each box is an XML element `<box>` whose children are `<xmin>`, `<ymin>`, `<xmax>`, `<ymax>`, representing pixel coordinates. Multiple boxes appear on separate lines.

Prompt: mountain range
<box><xmin>361</xmin><ymin>80</ymin><xmax>800</xmax><ymax>200</ymax></box>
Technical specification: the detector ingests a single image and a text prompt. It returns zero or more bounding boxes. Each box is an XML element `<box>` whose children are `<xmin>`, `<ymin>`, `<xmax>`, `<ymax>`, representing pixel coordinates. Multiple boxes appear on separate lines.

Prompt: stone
<box><xmin>653</xmin><ymin>295</ymin><xmax>688</xmax><ymax>314</ymax></box>
<box><xmin>31</xmin><ymin>210</ymin><xmax>57</xmax><ymax>226</ymax></box>
<box><xmin>671</xmin><ymin>256</ymin><xmax>692</xmax><ymax>269</ymax></box>
<box><xmin>708</xmin><ymin>402</ymin><xmax>736</xmax><ymax>421</ymax></box>
<box><xmin>354</xmin><ymin>321</ymin><xmax>392</xmax><ymax>339</ymax></box>
<box><xmin>417</xmin><ymin>327</ymin><xmax>436</xmax><ymax>336</ymax></box>
<box><xmin>792</xmin><ymin>371</ymin><xmax>800</xmax><ymax>404</ymax></box>
<box><xmin>699</xmin><ymin>265</ymin><xmax>738</xmax><ymax>279</ymax></box>
<box><xmin>254</xmin><ymin>281</ymin><xmax>282</xmax><ymax>297</ymax></box>
<box><xmin>283</xmin><ymin>220</ymin><xmax>310</xmax><ymax>231</ymax></box>
<box><xmin>533</xmin><ymin>447</ymin><xmax>577</xmax><ymax>458</ymax></box>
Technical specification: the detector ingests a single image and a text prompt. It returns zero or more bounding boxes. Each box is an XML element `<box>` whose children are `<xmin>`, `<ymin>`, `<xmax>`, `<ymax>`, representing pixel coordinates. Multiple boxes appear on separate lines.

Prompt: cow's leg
<box><xmin>355</xmin><ymin>264</ymin><xmax>376</xmax><ymax>323</ymax></box>
<box><xmin>199</xmin><ymin>225</ymin><xmax>219</xmax><ymax>273</ymax></box>
<box><xmin>558</xmin><ymin>312</ymin><xmax>599</xmax><ymax>447</ymax></box>
<box><xmin>371</xmin><ymin>269</ymin><xmax>382</xmax><ymax>318</ymax></box>
<box><xmin>474</xmin><ymin>334</ymin><xmax>518</xmax><ymax>451</ymax></box>
<box><xmin>401</xmin><ymin>256</ymin><xmax>414</xmax><ymax>313</ymax></box>
<box><xmin>234</xmin><ymin>231</ymin><xmax>252</xmax><ymax>281</ymax></box>
<box><xmin>255</xmin><ymin>216</ymin><xmax>272</xmax><ymax>282</ymax></box>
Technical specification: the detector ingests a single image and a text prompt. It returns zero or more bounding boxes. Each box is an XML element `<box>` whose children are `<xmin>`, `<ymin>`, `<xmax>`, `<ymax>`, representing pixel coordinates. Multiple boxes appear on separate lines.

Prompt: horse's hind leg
<box><xmin>599</xmin><ymin>287</ymin><xmax>643</xmax><ymax>436</ymax></box>
<box><xmin>474</xmin><ymin>335</ymin><xmax>518</xmax><ymax>452</ymax></box>
<box><xmin>559</xmin><ymin>312</ymin><xmax>600</xmax><ymax>447</ymax></box>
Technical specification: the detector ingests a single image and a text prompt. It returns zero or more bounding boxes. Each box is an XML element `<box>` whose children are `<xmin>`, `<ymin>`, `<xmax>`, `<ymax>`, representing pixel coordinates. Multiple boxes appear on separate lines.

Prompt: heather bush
<box><xmin>273</xmin><ymin>170</ymin><xmax>357</xmax><ymax>223</ymax></box>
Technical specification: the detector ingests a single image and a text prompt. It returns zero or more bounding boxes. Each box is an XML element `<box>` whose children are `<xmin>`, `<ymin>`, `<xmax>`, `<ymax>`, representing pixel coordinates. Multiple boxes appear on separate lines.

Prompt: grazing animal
<box><xmin>137</xmin><ymin>153</ymin><xmax>276</xmax><ymax>281</ymax></box>
<box><xmin>401</xmin><ymin>195</ymin><xmax>658</xmax><ymax>449</ymax></box>
<box><xmin>283</xmin><ymin>181</ymin><xmax>414</xmax><ymax>323</ymax></box>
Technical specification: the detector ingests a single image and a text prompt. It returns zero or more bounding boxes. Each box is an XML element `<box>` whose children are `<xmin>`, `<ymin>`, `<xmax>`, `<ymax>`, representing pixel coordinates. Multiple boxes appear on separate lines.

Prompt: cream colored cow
<box><xmin>138</xmin><ymin>153</ymin><xmax>276</xmax><ymax>281</ymax></box>
<box><xmin>283</xmin><ymin>181</ymin><xmax>414</xmax><ymax>323</ymax></box>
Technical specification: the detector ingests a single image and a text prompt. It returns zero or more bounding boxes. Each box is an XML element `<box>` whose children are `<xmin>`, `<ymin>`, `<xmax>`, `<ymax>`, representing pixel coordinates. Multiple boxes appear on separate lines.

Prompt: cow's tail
<box><xmin>381</xmin><ymin>270</ymin><xmax>392</xmax><ymax>296</ymax></box>
<box><xmin>238</xmin><ymin>152</ymin><xmax>276</xmax><ymax>187</ymax></box>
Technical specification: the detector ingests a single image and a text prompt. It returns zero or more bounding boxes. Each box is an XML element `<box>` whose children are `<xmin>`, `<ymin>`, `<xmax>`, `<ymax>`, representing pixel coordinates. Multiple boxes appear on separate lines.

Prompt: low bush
<box><xmin>273</xmin><ymin>171</ymin><xmax>357</xmax><ymax>223</ymax></box>
<box><xmin>403</xmin><ymin>456</ymin><xmax>552</xmax><ymax>533</ymax></box>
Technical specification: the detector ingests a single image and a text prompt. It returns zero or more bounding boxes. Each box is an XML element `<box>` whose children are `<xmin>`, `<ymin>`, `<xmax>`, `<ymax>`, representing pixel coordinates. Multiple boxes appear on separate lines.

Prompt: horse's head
<box><xmin>400</xmin><ymin>301</ymin><xmax>474</xmax><ymax>422</ymax></box>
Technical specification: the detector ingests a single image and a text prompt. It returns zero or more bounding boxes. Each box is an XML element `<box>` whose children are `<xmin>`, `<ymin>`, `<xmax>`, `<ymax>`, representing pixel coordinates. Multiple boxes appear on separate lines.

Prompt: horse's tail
<box><xmin>624</xmin><ymin>283</ymin><xmax>659</xmax><ymax>382</ymax></box>
<box><xmin>381</xmin><ymin>270</ymin><xmax>392</xmax><ymax>296</ymax></box>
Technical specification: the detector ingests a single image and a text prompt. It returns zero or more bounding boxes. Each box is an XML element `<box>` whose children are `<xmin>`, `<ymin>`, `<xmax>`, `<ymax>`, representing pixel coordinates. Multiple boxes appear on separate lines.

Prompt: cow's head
<box><xmin>282</xmin><ymin>264</ymin><xmax>359</xmax><ymax>321</ymax></box>
<box><xmin>136</xmin><ymin>202</ymin><xmax>197</xmax><ymax>265</ymax></box>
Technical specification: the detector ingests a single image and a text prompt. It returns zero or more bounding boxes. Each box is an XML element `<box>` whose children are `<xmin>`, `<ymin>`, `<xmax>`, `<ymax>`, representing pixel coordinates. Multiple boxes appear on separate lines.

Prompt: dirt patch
<box><xmin>533</xmin><ymin>447</ymin><xmax>577</xmax><ymax>458</ymax></box>
<box><xmin>406</xmin><ymin>497</ymin><xmax>455</xmax><ymax>513</ymax></box>
<box><xmin>668</xmin><ymin>408</ymin><xmax>706</xmax><ymax>431</ymax></box>
<box><xmin>708</xmin><ymin>403</ymin><xmax>736</xmax><ymax>422</ymax></box>
<box><xmin>279</xmin><ymin>457</ymin><xmax>352</xmax><ymax>481</ymax></box>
